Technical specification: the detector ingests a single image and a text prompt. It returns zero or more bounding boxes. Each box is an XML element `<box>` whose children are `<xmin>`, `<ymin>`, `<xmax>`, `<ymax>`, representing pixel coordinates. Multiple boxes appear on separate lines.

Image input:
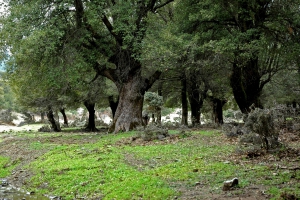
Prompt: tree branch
<box><xmin>144</xmin><ymin>71</ymin><xmax>162</xmax><ymax>91</ymax></box>
<box><xmin>148</xmin><ymin>0</ymin><xmax>157</xmax><ymax>11</ymax></box>
<box><xmin>102</xmin><ymin>15</ymin><xmax>123</xmax><ymax>45</ymax></box>
<box><xmin>74</xmin><ymin>0</ymin><xmax>84</xmax><ymax>28</ymax></box>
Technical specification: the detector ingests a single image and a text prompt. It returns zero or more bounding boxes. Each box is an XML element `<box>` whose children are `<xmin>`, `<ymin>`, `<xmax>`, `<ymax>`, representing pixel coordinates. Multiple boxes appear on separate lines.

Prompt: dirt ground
<box><xmin>0</xmin><ymin>124</ymin><xmax>300</xmax><ymax>200</ymax></box>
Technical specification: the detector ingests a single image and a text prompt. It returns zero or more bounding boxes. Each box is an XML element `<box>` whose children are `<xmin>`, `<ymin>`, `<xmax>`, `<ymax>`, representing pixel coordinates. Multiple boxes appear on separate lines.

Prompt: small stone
<box><xmin>195</xmin><ymin>182</ymin><xmax>201</xmax><ymax>186</ymax></box>
<box><xmin>1</xmin><ymin>179</ymin><xmax>9</xmax><ymax>186</ymax></box>
<box><xmin>222</xmin><ymin>177</ymin><xmax>238</xmax><ymax>191</ymax></box>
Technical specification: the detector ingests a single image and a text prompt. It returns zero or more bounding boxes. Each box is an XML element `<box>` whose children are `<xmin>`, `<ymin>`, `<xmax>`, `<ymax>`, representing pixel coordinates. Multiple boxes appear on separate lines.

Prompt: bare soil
<box><xmin>0</xmin><ymin>125</ymin><xmax>300</xmax><ymax>200</ymax></box>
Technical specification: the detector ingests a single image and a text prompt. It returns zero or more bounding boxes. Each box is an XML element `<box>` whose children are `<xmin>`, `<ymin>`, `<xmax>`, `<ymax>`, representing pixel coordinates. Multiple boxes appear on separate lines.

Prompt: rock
<box><xmin>38</xmin><ymin>125</ymin><xmax>52</xmax><ymax>132</ymax></box>
<box><xmin>1</xmin><ymin>179</ymin><xmax>9</xmax><ymax>187</ymax></box>
<box><xmin>222</xmin><ymin>177</ymin><xmax>238</xmax><ymax>191</ymax></box>
<box><xmin>157</xmin><ymin>134</ymin><xmax>166</xmax><ymax>140</ymax></box>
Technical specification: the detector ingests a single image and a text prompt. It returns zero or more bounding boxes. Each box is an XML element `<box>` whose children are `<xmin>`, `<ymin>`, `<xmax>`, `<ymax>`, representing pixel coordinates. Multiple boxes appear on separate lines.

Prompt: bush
<box><xmin>0</xmin><ymin>109</ymin><xmax>16</xmax><ymax>124</ymax></box>
<box><xmin>136</xmin><ymin>125</ymin><xmax>169</xmax><ymax>141</ymax></box>
<box><xmin>244</xmin><ymin>108</ymin><xmax>279</xmax><ymax>149</ymax></box>
<box><xmin>38</xmin><ymin>125</ymin><xmax>52</xmax><ymax>132</ymax></box>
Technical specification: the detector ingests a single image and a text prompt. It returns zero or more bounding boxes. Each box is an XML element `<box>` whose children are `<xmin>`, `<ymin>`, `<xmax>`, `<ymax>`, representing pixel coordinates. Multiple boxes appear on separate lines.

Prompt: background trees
<box><xmin>0</xmin><ymin>72</ymin><xmax>16</xmax><ymax>110</ymax></box>
<box><xmin>1</xmin><ymin>0</ymin><xmax>176</xmax><ymax>132</ymax></box>
<box><xmin>0</xmin><ymin>0</ymin><xmax>299</xmax><ymax>128</ymax></box>
<box><xmin>175</xmin><ymin>0</ymin><xmax>300</xmax><ymax>114</ymax></box>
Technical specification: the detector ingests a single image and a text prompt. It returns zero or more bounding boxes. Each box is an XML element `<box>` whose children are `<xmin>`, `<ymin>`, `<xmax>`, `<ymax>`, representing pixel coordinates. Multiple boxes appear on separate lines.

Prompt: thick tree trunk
<box><xmin>47</xmin><ymin>107</ymin><xmax>61</xmax><ymax>132</ymax></box>
<box><xmin>230</xmin><ymin>58</ymin><xmax>262</xmax><ymax>114</ymax></box>
<box><xmin>212</xmin><ymin>98</ymin><xmax>226</xmax><ymax>124</ymax></box>
<box><xmin>108</xmin><ymin>95</ymin><xmax>119</xmax><ymax>118</ymax></box>
<box><xmin>109</xmin><ymin>75</ymin><xmax>145</xmax><ymax>133</ymax></box>
<box><xmin>84</xmin><ymin>101</ymin><xmax>98</xmax><ymax>132</ymax></box>
<box><xmin>187</xmin><ymin>73</ymin><xmax>208</xmax><ymax>126</ymax></box>
<box><xmin>189</xmin><ymin>95</ymin><xmax>202</xmax><ymax>126</ymax></box>
<box><xmin>181</xmin><ymin>75</ymin><xmax>188</xmax><ymax>126</ymax></box>
<box><xmin>187</xmin><ymin>83</ymin><xmax>201</xmax><ymax>126</ymax></box>
<box><xmin>101</xmin><ymin>50</ymin><xmax>161</xmax><ymax>133</ymax></box>
<box><xmin>60</xmin><ymin>108</ymin><xmax>68</xmax><ymax>127</ymax></box>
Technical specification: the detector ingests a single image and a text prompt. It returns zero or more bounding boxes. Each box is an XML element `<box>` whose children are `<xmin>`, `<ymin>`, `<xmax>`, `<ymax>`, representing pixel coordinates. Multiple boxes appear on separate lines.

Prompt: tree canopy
<box><xmin>0</xmin><ymin>0</ymin><xmax>299</xmax><ymax>128</ymax></box>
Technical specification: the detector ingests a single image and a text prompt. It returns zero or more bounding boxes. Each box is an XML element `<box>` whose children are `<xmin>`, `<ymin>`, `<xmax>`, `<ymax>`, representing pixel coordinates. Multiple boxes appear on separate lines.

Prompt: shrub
<box><xmin>241</xmin><ymin>107</ymin><xmax>283</xmax><ymax>150</ymax></box>
<box><xmin>136</xmin><ymin>125</ymin><xmax>169</xmax><ymax>141</ymax></box>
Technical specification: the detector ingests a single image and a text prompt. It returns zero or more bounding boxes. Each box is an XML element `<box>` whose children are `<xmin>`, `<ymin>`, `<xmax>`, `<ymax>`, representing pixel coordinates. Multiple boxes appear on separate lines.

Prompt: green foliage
<box><xmin>144</xmin><ymin>92</ymin><xmax>163</xmax><ymax>114</ymax></box>
<box><xmin>261</xmin><ymin>69</ymin><xmax>300</xmax><ymax>106</ymax></box>
<box><xmin>0</xmin><ymin>73</ymin><xmax>16</xmax><ymax>110</ymax></box>
<box><xmin>173</xmin><ymin>0</ymin><xmax>300</xmax><ymax>113</ymax></box>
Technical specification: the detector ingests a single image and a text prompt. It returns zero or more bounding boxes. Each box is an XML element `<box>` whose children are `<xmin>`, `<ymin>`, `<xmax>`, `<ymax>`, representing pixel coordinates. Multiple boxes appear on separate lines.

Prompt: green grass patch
<box><xmin>28</xmin><ymin>135</ymin><xmax>177</xmax><ymax>199</ymax></box>
<box><xmin>0</xmin><ymin>156</ymin><xmax>19</xmax><ymax>177</ymax></box>
<box><xmin>11</xmin><ymin>129</ymin><xmax>300</xmax><ymax>199</ymax></box>
<box><xmin>123</xmin><ymin>130</ymin><xmax>236</xmax><ymax>188</ymax></box>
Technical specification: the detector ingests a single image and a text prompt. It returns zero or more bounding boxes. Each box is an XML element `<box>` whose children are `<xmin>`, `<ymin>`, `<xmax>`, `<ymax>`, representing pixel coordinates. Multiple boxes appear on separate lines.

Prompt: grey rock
<box><xmin>223</xmin><ymin>177</ymin><xmax>238</xmax><ymax>191</ymax></box>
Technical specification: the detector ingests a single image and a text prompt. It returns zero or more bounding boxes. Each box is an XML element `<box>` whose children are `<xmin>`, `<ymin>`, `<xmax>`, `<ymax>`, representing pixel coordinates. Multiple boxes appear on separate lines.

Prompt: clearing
<box><xmin>0</xmin><ymin>124</ymin><xmax>299</xmax><ymax>200</ymax></box>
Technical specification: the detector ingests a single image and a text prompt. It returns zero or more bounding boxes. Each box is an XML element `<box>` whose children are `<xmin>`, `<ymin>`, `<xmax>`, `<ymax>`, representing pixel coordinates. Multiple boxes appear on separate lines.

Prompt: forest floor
<box><xmin>0</xmin><ymin>124</ymin><xmax>300</xmax><ymax>200</ymax></box>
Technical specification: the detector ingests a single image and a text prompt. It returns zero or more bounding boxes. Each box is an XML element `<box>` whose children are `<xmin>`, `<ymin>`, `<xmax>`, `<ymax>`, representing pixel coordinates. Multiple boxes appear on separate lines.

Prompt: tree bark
<box><xmin>108</xmin><ymin>95</ymin><xmax>119</xmax><ymax>119</ymax></box>
<box><xmin>109</xmin><ymin>74</ymin><xmax>145</xmax><ymax>133</ymax></box>
<box><xmin>102</xmin><ymin>50</ymin><xmax>161</xmax><ymax>133</ymax></box>
<box><xmin>187</xmin><ymin>81</ymin><xmax>201</xmax><ymax>126</ymax></box>
<box><xmin>156</xmin><ymin>80</ymin><xmax>163</xmax><ymax>125</ymax></box>
<box><xmin>151</xmin><ymin>113</ymin><xmax>155</xmax><ymax>124</ymax></box>
<box><xmin>41</xmin><ymin>112</ymin><xmax>46</xmax><ymax>122</ymax></box>
<box><xmin>60</xmin><ymin>108</ymin><xmax>68</xmax><ymax>127</ymax></box>
<box><xmin>187</xmin><ymin>73</ymin><xmax>208</xmax><ymax>126</ymax></box>
<box><xmin>84</xmin><ymin>101</ymin><xmax>98</xmax><ymax>132</ymax></box>
<box><xmin>47</xmin><ymin>107</ymin><xmax>61</xmax><ymax>132</ymax></box>
<box><xmin>181</xmin><ymin>74</ymin><xmax>188</xmax><ymax>126</ymax></box>
<box><xmin>230</xmin><ymin>58</ymin><xmax>262</xmax><ymax>114</ymax></box>
<box><xmin>212</xmin><ymin>98</ymin><xmax>226</xmax><ymax>125</ymax></box>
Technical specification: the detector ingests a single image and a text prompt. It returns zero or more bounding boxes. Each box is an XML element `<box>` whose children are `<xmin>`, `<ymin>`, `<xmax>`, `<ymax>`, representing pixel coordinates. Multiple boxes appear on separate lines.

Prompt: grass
<box><xmin>26</xmin><ymin>130</ymin><xmax>239</xmax><ymax>199</ymax></box>
<box><xmin>27</xmin><ymin>136</ymin><xmax>176</xmax><ymax>199</ymax></box>
<box><xmin>0</xmin><ymin>129</ymin><xmax>299</xmax><ymax>199</ymax></box>
<box><xmin>0</xmin><ymin>156</ymin><xmax>19</xmax><ymax>177</ymax></box>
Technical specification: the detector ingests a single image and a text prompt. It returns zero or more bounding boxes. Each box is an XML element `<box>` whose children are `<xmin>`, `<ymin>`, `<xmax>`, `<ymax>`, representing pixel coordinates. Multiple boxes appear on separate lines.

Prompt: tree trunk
<box><xmin>156</xmin><ymin>80</ymin><xmax>163</xmax><ymax>125</ymax></box>
<box><xmin>84</xmin><ymin>101</ymin><xmax>98</xmax><ymax>132</ymax></box>
<box><xmin>230</xmin><ymin>58</ymin><xmax>262</xmax><ymax>114</ymax></box>
<box><xmin>187</xmin><ymin>80</ymin><xmax>201</xmax><ymax>126</ymax></box>
<box><xmin>181</xmin><ymin>75</ymin><xmax>188</xmax><ymax>126</ymax></box>
<box><xmin>187</xmin><ymin>73</ymin><xmax>208</xmax><ymax>127</ymax></box>
<box><xmin>41</xmin><ymin>112</ymin><xmax>45</xmax><ymax>122</ymax></box>
<box><xmin>60</xmin><ymin>108</ymin><xmax>68</xmax><ymax>127</ymax></box>
<box><xmin>108</xmin><ymin>95</ymin><xmax>119</xmax><ymax>118</ymax></box>
<box><xmin>151</xmin><ymin>113</ymin><xmax>155</xmax><ymax>124</ymax></box>
<box><xmin>212</xmin><ymin>98</ymin><xmax>226</xmax><ymax>125</ymax></box>
<box><xmin>47</xmin><ymin>107</ymin><xmax>61</xmax><ymax>132</ymax></box>
<box><xmin>109</xmin><ymin>75</ymin><xmax>145</xmax><ymax>133</ymax></box>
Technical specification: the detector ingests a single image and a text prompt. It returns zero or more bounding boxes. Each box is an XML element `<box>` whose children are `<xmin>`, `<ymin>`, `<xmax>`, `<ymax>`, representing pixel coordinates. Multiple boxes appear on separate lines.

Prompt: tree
<box><xmin>0</xmin><ymin>72</ymin><xmax>16</xmax><ymax>110</ymax></box>
<box><xmin>1</xmin><ymin>0</ymin><xmax>175</xmax><ymax>133</ymax></box>
<box><xmin>144</xmin><ymin>92</ymin><xmax>163</xmax><ymax>124</ymax></box>
<box><xmin>175</xmin><ymin>0</ymin><xmax>300</xmax><ymax>114</ymax></box>
<box><xmin>261</xmin><ymin>69</ymin><xmax>300</xmax><ymax>107</ymax></box>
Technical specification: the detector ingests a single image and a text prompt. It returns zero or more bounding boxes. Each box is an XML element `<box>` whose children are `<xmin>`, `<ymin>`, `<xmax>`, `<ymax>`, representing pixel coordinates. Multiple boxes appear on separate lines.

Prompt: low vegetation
<box><xmin>0</xmin><ymin>127</ymin><xmax>299</xmax><ymax>199</ymax></box>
